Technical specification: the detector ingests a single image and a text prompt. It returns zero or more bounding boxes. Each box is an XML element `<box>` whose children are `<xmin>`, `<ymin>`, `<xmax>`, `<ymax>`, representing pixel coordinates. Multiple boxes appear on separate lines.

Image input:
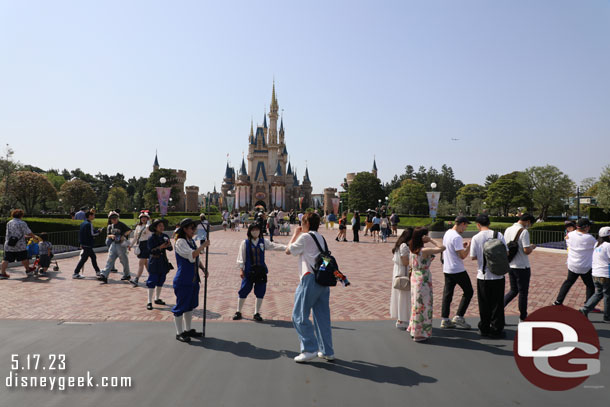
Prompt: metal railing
<box><xmin>0</xmin><ymin>230</ymin><xmax>109</xmax><ymax>259</ymax></box>
<box><xmin>490</xmin><ymin>228</ymin><xmax>599</xmax><ymax>250</ymax></box>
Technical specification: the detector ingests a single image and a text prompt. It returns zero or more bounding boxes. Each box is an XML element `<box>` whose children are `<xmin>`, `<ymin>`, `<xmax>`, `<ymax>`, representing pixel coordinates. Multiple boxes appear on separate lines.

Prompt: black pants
<box><xmin>74</xmin><ymin>247</ymin><xmax>100</xmax><ymax>274</ymax></box>
<box><xmin>441</xmin><ymin>271</ymin><xmax>473</xmax><ymax>318</ymax></box>
<box><xmin>353</xmin><ymin>228</ymin><xmax>359</xmax><ymax>242</ymax></box>
<box><xmin>503</xmin><ymin>268</ymin><xmax>531</xmax><ymax>320</ymax></box>
<box><xmin>478</xmin><ymin>278</ymin><xmax>505</xmax><ymax>335</ymax></box>
<box><xmin>269</xmin><ymin>226</ymin><xmax>275</xmax><ymax>242</ymax></box>
<box><xmin>555</xmin><ymin>269</ymin><xmax>595</xmax><ymax>305</ymax></box>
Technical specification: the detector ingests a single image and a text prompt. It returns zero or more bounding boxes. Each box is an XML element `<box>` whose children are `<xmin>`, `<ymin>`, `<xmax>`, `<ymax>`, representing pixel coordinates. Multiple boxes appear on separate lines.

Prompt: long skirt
<box><xmin>407</xmin><ymin>268</ymin><xmax>433</xmax><ymax>339</ymax></box>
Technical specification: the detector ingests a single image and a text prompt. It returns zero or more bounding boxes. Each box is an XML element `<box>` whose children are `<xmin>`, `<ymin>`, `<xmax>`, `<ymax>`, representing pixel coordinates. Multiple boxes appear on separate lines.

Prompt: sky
<box><xmin>1</xmin><ymin>0</ymin><xmax>609</xmax><ymax>194</ymax></box>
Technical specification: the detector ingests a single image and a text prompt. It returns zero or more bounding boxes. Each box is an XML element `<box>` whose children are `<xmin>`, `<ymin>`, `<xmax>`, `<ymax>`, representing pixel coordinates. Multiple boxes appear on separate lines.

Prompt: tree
<box><xmin>45</xmin><ymin>172</ymin><xmax>66</xmax><ymax>191</ymax></box>
<box><xmin>59</xmin><ymin>179</ymin><xmax>97</xmax><ymax>211</ymax></box>
<box><xmin>580</xmin><ymin>177</ymin><xmax>598</xmax><ymax>196</ymax></box>
<box><xmin>486</xmin><ymin>178</ymin><xmax>527</xmax><ymax>216</ymax></box>
<box><xmin>0</xmin><ymin>144</ymin><xmax>18</xmax><ymax>215</ymax></box>
<box><xmin>347</xmin><ymin>172</ymin><xmax>385</xmax><ymax>212</ymax></box>
<box><xmin>389</xmin><ymin>179</ymin><xmax>427</xmax><ymax>215</ymax></box>
<box><xmin>484</xmin><ymin>174</ymin><xmax>499</xmax><ymax>188</ymax></box>
<box><xmin>457</xmin><ymin>184</ymin><xmax>486</xmax><ymax>206</ymax></box>
<box><xmin>0</xmin><ymin>171</ymin><xmax>57</xmax><ymax>215</ymax></box>
<box><xmin>525</xmin><ymin>165</ymin><xmax>574</xmax><ymax>220</ymax></box>
<box><xmin>596</xmin><ymin>165</ymin><xmax>610</xmax><ymax>214</ymax></box>
<box><xmin>104</xmin><ymin>186</ymin><xmax>130</xmax><ymax>213</ymax></box>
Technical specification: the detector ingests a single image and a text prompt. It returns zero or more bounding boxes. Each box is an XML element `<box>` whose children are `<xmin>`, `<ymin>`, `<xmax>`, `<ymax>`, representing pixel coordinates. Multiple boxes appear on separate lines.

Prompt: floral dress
<box><xmin>407</xmin><ymin>252</ymin><xmax>433</xmax><ymax>340</ymax></box>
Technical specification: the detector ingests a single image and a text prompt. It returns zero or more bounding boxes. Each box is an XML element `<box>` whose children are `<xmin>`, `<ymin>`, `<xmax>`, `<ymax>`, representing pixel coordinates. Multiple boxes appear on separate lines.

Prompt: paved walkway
<box><xmin>0</xmin><ymin>228</ymin><xmax>592</xmax><ymax>322</ymax></box>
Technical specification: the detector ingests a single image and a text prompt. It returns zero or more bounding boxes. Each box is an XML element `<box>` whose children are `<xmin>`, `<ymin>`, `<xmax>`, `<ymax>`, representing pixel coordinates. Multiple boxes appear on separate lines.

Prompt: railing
<box><xmin>0</xmin><ymin>229</ymin><xmax>109</xmax><ymax>258</ymax></box>
<box><xmin>491</xmin><ymin>228</ymin><xmax>598</xmax><ymax>250</ymax></box>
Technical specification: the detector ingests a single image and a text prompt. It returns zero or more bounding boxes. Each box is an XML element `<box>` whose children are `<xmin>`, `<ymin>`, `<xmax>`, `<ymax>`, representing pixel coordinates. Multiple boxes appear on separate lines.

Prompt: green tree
<box><xmin>348</xmin><ymin>172</ymin><xmax>385</xmax><ymax>212</ymax></box>
<box><xmin>525</xmin><ymin>165</ymin><xmax>574</xmax><ymax>220</ymax></box>
<box><xmin>596</xmin><ymin>165</ymin><xmax>610</xmax><ymax>214</ymax></box>
<box><xmin>0</xmin><ymin>171</ymin><xmax>57</xmax><ymax>215</ymax></box>
<box><xmin>104</xmin><ymin>186</ymin><xmax>130</xmax><ymax>213</ymax></box>
<box><xmin>484</xmin><ymin>174</ymin><xmax>499</xmax><ymax>188</ymax></box>
<box><xmin>389</xmin><ymin>179</ymin><xmax>427</xmax><ymax>215</ymax></box>
<box><xmin>45</xmin><ymin>172</ymin><xmax>66</xmax><ymax>191</ymax></box>
<box><xmin>59</xmin><ymin>179</ymin><xmax>97</xmax><ymax>211</ymax></box>
<box><xmin>144</xmin><ymin>169</ymin><xmax>181</xmax><ymax>209</ymax></box>
<box><xmin>457</xmin><ymin>184</ymin><xmax>486</xmax><ymax>205</ymax></box>
<box><xmin>0</xmin><ymin>144</ymin><xmax>18</xmax><ymax>215</ymax></box>
<box><xmin>486</xmin><ymin>178</ymin><xmax>527</xmax><ymax>216</ymax></box>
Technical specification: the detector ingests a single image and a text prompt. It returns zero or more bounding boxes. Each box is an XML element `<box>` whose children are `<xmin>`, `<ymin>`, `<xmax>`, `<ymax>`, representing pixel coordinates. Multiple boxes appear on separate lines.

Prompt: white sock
<box><xmin>184</xmin><ymin>311</ymin><xmax>193</xmax><ymax>332</ymax></box>
<box><xmin>147</xmin><ymin>288</ymin><xmax>154</xmax><ymax>304</ymax></box>
<box><xmin>174</xmin><ymin>315</ymin><xmax>184</xmax><ymax>335</ymax></box>
<box><xmin>255</xmin><ymin>298</ymin><xmax>263</xmax><ymax>314</ymax></box>
<box><xmin>155</xmin><ymin>286</ymin><xmax>162</xmax><ymax>301</ymax></box>
<box><xmin>237</xmin><ymin>298</ymin><xmax>246</xmax><ymax>313</ymax></box>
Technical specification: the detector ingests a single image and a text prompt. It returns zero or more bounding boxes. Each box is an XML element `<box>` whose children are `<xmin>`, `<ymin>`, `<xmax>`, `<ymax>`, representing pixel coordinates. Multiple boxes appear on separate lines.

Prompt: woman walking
<box><xmin>390</xmin><ymin>228</ymin><xmax>414</xmax><ymax>330</ymax></box>
<box><xmin>130</xmin><ymin>212</ymin><xmax>152</xmax><ymax>286</ymax></box>
<box><xmin>336</xmin><ymin>212</ymin><xmax>348</xmax><ymax>242</ymax></box>
<box><xmin>580</xmin><ymin>227</ymin><xmax>610</xmax><ymax>321</ymax></box>
<box><xmin>172</xmin><ymin>218</ymin><xmax>210</xmax><ymax>343</ymax></box>
<box><xmin>371</xmin><ymin>212</ymin><xmax>381</xmax><ymax>243</ymax></box>
<box><xmin>380</xmin><ymin>212</ymin><xmax>390</xmax><ymax>243</ymax></box>
<box><xmin>352</xmin><ymin>211</ymin><xmax>361</xmax><ymax>242</ymax></box>
<box><xmin>146</xmin><ymin>219</ymin><xmax>172</xmax><ymax>310</ymax></box>
<box><xmin>408</xmin><ymin>227</ymin><xmax>445</xmax><ymax>342</ymax></box>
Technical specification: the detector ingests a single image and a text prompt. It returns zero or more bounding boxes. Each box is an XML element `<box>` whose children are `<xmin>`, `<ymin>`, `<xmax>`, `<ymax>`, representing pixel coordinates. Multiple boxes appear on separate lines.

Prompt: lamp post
<box><xmin>577</xmin><ymin>186</ymin><xmax>581</xmax><ymax>220</ymax></box>
<box><xmin>159</xmin><ymin>177</ymin><xmax>167</xmax><ymax>219</ymax></box>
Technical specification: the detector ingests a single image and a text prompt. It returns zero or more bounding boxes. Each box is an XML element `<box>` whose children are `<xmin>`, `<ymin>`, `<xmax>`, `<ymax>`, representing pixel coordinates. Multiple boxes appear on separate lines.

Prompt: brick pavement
<box><xmin>0</xmin><ymin>228</ymin><xmax>596</xmax><ymax>322</ymax></box>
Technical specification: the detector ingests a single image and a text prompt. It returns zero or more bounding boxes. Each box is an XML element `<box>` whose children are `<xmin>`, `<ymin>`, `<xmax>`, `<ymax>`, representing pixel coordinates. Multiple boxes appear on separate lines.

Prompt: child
<box><xmin>37</xmin><ymin>233</ymin><xmax>53</xmax><ymax>275</ymax></box>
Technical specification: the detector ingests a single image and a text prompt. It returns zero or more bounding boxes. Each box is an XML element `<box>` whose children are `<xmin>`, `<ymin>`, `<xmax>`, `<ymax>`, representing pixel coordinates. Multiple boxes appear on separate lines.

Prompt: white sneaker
<box><xmin>317</xmin><ymin>352</ymin><xmax>335</xmax><ymax>361</ymax></box>
<box><xmin>294</xmin><ymin>352</ymin><xmax>317</xmax><ymax>363</ymax></box>
<box><xmin>440</xmin><ymin>319</ymin><xmax>456</xmax><ymax>329</ymax></box>
<box><xmin>395</xmin><ymin>321</ymin><xmax>408</xmax><ymax>330</ymax></box>
<box><xmin>452</xmin><ymin>316</ymin><xmax>471</xmax><ymax>329</ymax></box>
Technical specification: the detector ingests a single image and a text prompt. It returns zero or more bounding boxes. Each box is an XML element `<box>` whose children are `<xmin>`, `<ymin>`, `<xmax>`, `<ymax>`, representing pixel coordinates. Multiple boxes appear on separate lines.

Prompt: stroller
<box><xmin>279</xmin><ymin>219</ymin><xmax>291</xmax><ymax>236</ymax></box>
<box><xmin>27</xmin><ymin>239</ymin><xmax>59</xmax><ymax>275</ymax></box>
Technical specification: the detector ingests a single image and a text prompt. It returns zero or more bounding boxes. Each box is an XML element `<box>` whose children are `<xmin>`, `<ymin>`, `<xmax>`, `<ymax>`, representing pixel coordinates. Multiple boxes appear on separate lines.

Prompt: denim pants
<box><xmin>292</xmin><ymin>273</ymin><xmax>334</xmax><ymax>355</ymax></box>
<box><xmin>582</xmin><ymin>277</ymin><xmax>610</xmax><ymax>320</ymax></box>
<box><xmin>102</xmin><ymin>243</ymin><xmax>130</xmax><ymax>278</ymax></box>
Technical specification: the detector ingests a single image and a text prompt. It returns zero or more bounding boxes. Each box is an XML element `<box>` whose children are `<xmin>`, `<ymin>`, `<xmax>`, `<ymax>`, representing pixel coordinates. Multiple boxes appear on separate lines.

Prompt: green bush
<box><xmin>427</xmin><ymin>220</ymin><xmax>447</xmax><ymax>231</ymax></box>
<box><xmin>529</xmin><ymin>221</ymin><xmax>610</xmax><ymax>233</ymax></box>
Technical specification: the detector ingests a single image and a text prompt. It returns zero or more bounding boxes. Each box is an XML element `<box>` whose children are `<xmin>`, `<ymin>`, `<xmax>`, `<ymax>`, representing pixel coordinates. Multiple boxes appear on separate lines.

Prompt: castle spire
<box><xmin>239</xmin><ymin>157</ymin><xmax>248</xmax><ymax>176</ymax></box>
<box><xmin>153</xmin><ymin>150</ymin><xmax>159</xmax><ymax>170</ymax></box>
<box><xmin>263</xmin><ymin>110</ymin><xmax>267</xmax><ymax>129</ymax></box>
<box><xmin>270</xmin><ymin>80</ymin><xmax>279</xmax><ymax>112</ymax></box>
<box><xmin>249</xmin><ymin>119</ymin><xmax>254</xmax><ymax>144</ymax></box>
<box><xmin>303</xmin><ymin>166</ymin><xmax>310</xmax><ymax>183</ymax></box>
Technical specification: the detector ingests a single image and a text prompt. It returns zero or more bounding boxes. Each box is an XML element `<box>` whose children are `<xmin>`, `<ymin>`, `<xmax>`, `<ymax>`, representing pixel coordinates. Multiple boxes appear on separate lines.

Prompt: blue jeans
<box><xmin>102</xmin><ymin>243</ymin><xmax>130</xmax><ymax>278</ymax></box>
<box><xmin>292</xmin><ymin>273</ymin><xmax>334</xmax><ymax>355</ymax></box>
<box><xmin>583</xmin><ymin>277</ymin><xmax>610</xmax><ymax>320</ymax></box>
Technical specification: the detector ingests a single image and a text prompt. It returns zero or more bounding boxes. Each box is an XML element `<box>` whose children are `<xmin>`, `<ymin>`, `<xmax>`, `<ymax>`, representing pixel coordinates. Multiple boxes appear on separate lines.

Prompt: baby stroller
<box><xmin>279</xmin><ymin>219</ymin><xmax>291</xmax><ymax>236</ymax></box>
<box><xmin>27</xmin><ymin>239</ymin><xmax>59</xmax><ymax>275</ymax></box>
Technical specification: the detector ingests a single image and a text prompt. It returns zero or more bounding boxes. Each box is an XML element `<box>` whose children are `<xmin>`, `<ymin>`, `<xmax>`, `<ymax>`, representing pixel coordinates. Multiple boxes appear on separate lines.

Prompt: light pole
<box><xmin>159</xmin><ymin>177</ymin><xmax>167</xmax><ymax>219</ymax></box>
<box><xmin>577</xmin><ymin>186</ymin><xmax>581</xmax><ymax>220</ymax></box>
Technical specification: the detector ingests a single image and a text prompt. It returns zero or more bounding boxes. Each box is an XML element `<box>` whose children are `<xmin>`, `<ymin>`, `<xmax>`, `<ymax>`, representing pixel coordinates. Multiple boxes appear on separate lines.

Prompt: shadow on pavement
<box><xmin>425</xmin><ymin>328</ymin><xmax>515</xmax><ymax>356</ymax></box>
<box><xmin>281</xmin><ymin>350</ymin><xmax>437</xmax><ymax>387</ymax></box>
<box><xmin>260</xmin><ymin>319</ymin><xmax>355</xmax><ymax>331</ymax></box>
<box><xmin>189</xmin><ymin>337</ymin><xmax>283</xmax><ymax>360</ymax></box>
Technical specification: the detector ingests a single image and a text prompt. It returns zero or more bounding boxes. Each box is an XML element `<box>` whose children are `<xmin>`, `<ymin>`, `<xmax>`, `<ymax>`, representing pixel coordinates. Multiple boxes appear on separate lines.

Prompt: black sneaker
<box><xmin>98</xmin><ymin>275</ymin><xmax>108</xmax><ymax>284</ymax></box>
<box><xmin>186</xmin><ymin>329</ymin><xmax>203</xmax><ymax>338</ymax></box>
<box><xmin>130</xmin><ymin>277</ymin><xmax>139</xmax><ymax>287</ymax></box>
<box><xmin>120</xmin><ymin>275</ymin><xmax>131</xmax><ymax>281</ymax></box>
<box><xmin>154</xmin><ymin>299</ymin><xmax>166</xmax><ymax>305</ymax></box>
<box><xmin>176</xmin><ymin>332</ymin><xmax>191</xmax><ymax>343</ymax></box>
<box><xmin>253</xmin><ymin>313</ymin><xmax>263</xmax><ymax>322</ymax></box>
<box><xmin>553</xmin><ymin>300</ymin><xmax>561</xmax><ymax>306</ymax></box>
<box><xmin>95</xmin><ymin>271</ymin><xmax>101</xmax><ymax>277</ymax></box>
<box><xmin>232</xmin><ymin>312</ymin><xmax>243</xmax><ymax>320</ymax></box>
<box><xmin>146</xmin><ymin>303</ymin><xmax>153</xmax><ymax>310</ymax></box>
<box><xmin>111</xmin><ymin>268</ymin><xmax>118</xmax><ymax>273</ymax></box>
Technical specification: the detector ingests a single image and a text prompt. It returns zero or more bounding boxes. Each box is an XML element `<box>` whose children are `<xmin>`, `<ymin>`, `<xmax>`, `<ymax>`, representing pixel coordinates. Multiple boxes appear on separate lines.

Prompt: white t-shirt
<box><xmin>288</xmin><ymin>231</ymin><xmax>324</xmax><ymax>280</ymax></box>
<box><xmin>470</xmin><ymin>230</ymin><xmax>506</xmax><ymax>280</ymax></box>
<box><xmin>504</xmin><ymin>223</ymin><xmax>531</xmax><ymax>269</ymax></box>
<box><xmin>592</xmin><ymin>241</ymin><xmax>610</xmax><ymax>278</ymax></box>
<box><xmin>442</xmin><ymin>229</ymin><xmax>465</xmax><ymax>274</ymax></box>
<box><xmin>566</xmin><ymin>231</ymin><xmax>597</xmax><ymax>274</ymax></box>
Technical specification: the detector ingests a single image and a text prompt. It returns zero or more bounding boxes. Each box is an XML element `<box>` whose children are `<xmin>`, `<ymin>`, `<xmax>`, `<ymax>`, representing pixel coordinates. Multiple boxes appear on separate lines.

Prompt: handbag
<box><xmin>393</xmin><ymin>269</ymin><xmax>411</xmax><ymax>291</ymax></box>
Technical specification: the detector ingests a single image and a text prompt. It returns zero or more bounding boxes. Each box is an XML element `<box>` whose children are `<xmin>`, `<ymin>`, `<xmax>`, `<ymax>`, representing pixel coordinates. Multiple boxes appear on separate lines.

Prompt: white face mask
<box><xmin>251</xmin><ymin>231</ymin><xmax>260</xmax><ymax>238</ymax></box>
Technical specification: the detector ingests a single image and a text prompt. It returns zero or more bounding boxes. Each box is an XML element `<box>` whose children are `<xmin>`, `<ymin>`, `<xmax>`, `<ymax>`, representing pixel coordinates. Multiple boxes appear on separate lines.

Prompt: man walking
<box><xmin>286</xmin><ymin>212</ymin><xmax>335</xmax><ymax>363</ymax></box>
<box><xmin>98</xmin><ymin>211</ymin><xmax>132</xmax><ymax>284</ymax></box>
<box><xmin>503</xmin><ymin>213</ymin><xmax>536</xmax><ymax>321</ymax></box>
<box><xmin>73</xmin><ymin>211</ymin><xmax>101</xmax><ymax>278</ymax></box>
<box><xmin>554</xmin><ymin>218</ymin><xmax>597</xmax><ymax>306</ymax></box>
<box><xmin>440</xmin><ymin>216</ymin><xmax>473</xmax><ymax>329</ymax></box>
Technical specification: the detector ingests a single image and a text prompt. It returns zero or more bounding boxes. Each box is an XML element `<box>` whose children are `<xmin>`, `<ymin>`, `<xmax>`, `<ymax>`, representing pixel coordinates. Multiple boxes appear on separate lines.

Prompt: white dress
<box><xmin>390</xmin><ymin>243</ymin><xmax>411</xmax><ymax>321</ymax></box>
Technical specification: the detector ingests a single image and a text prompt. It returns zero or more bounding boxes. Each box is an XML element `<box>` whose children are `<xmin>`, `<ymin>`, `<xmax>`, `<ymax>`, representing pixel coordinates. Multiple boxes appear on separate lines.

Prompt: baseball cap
<box><xmin>598</xmin><ymin>226</ymin><xmax>610</xmax><ymax>238</ymax></box>
<box><xmin>577</xmin><ymin>218</ymin><xmax>593</xmax><ymax>228</ymax></box>
<box><xmin>455</xmin><ymin>216</ymin><xmax>471</xmax><ymax>224</ymax></box>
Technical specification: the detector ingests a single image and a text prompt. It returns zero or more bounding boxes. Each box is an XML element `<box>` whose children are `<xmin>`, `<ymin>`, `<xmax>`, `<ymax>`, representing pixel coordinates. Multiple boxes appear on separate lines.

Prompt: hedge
<box><xmin>529</xmin><ymin>221</ymin><xmax>610</xmax><ymax>233</ymax></box>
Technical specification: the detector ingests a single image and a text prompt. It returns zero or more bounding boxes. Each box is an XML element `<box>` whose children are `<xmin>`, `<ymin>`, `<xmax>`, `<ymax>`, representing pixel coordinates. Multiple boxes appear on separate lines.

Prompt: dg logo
<box><xmin>514</xmin><ymin>305</ymin><xmax>600</xmax><ymax>391</ymax></box>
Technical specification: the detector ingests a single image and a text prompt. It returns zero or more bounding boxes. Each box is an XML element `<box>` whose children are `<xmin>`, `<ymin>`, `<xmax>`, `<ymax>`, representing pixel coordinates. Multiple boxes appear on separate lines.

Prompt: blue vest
<box><xmin>174</xmin><ymin>238</ymin><xmax>200</xmax><ymax>286</ymax></box>
<box><xmin>245</xmin><ymin>238</ymin><xmax>267</xmax><ymax>274</ymax></box>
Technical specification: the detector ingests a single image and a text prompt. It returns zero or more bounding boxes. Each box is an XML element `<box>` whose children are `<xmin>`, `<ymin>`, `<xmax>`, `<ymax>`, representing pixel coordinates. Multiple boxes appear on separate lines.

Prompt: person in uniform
<box><xmin>172</xmin><ymin>218</ymin><xmax>210</xmax><ymax>343</ymax></box>
<box><xmin>146</xmin><ymin>219</ymin><xmax>172</xmax><ymax>310</ymax></box>
<box><xmin>233</xmin><ymin>223</ymin><xmax>286</xmax><ymax>322</ymax></box>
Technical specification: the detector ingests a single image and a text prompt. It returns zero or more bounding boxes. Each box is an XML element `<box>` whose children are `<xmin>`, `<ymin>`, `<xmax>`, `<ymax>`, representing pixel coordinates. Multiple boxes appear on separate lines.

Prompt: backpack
<box><xmin>308</xmin><ymin>232</ymin><xmax>339</xmax><ymax>287</ymax></box>
<box><xmin>483</xmin><ymin>231</ymin><xmax>510</xmax><ymax>276</ymax></box>
<box><xmin>506</xmin><ymin>228</ymin><xmax>525</xmax><ymax>263</ymax></box>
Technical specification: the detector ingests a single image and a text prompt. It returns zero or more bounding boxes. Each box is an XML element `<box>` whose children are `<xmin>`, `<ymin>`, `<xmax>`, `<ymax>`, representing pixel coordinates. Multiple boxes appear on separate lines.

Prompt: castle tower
<box><xmin>235</xmin><ymin>157</ymin><xmax>251</xmax><ymax>210</ymax></box>
<box><xmin>153</xmin><ymin>151</ymin><xmax>160</xmax><ymax>171</ymax></box>
<box><xmin>271</xmin><ymin>160</ymin><xmax>286</xmax><ymax>210</ymax></box>
<box><xmin>372</xmin><ymin>157</ymin><xmax>378</xmax><ymax>178</ymax></box>
<box><xmin>301</xmin><ymin>167</ymin><xmax>312</xmax><ymax>209</ymax></box>
<box><xmin>185</xmin><ymin>186</ymin><xmax>200</xmax><ymax>212</ymax></box>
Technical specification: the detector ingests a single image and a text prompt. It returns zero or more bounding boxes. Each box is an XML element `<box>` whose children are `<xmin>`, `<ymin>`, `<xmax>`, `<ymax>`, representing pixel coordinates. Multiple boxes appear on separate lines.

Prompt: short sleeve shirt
<box><xmin>592</xmin><ymin>242</ymin><xmax>610</xmax><ymax>278</ymax></box>
<box><xmin>470</xmin><ymin>230</ymin><xmax>506</xmax><ymax>280</ymax></box>
<box><xmin>567</xmin><ymin>231</ymin><xmax>597</xmax><ymax>274</ymax></box>
<box><xmin>4</xmin><ymin>218</ymin><xmax>32</xmax><ymax>252</ymax></box>
<box><xmin>504</xmin><ymin>223</ymin><xmax>531</xmax><ymax>269</ymax></box>
<box><xmin>442</xmin><ymin>229</ymin><xmax>465</xmax><ymax>274</ymax></box>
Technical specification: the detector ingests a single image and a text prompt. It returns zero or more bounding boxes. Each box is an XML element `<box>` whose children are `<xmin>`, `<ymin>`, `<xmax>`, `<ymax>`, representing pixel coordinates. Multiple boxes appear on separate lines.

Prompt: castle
<box><xmin>221</xmin><ymin>83</ymin><xmax>312</xmax><ymax>211</ymax></box>
<box><xmin>152</xmin><ymin>153</ymin><xmax>200</xmax><ymax>212</ymax></box>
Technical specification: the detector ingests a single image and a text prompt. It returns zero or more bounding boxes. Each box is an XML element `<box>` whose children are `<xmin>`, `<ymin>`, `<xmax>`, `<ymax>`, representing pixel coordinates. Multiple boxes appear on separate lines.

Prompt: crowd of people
<box><xmin>2</xmin><ymin>205</ymin><xmax>609</xmax><ymax>360</ymax></box>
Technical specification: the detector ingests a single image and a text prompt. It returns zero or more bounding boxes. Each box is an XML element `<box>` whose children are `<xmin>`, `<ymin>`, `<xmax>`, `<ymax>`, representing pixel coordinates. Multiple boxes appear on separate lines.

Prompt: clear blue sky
<box><xmin>1</xmin><ymin>0</ymin><xmax>609</xmax><ymax>194</ymax></box>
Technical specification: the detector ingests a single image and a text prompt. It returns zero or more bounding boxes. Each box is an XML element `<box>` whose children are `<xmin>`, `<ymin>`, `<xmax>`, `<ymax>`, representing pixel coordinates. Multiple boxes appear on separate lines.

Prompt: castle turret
<box><xmin>153</xmin><ymin>151</ymin><xmax>160</xmax><ymax>171</ymax></box>
<box><xmin>372</xmin><ymin>157</ymin><xmax>378</xmax><ymax>178</ymax></box>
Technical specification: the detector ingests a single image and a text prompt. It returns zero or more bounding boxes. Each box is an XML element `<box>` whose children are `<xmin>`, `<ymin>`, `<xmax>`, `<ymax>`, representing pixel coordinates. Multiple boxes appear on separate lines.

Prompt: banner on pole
<box><xmin>226</xmin><ymin>196</ymin><xmax>235</xmax><ymax>213</ymax></box>
<box><xmin>156</xmin><ymin>187</ymin><xmax>172</xmax><ymax>216</ymax></box>
<box><xmin>426</xmin><ymin>192</ymin><xmax>441</xmax><ymax>219</ymax></box>
<box><xmin>331</xmin><ymin>198</ymin><xmax>340</xmax><ymax>215</ymax></box>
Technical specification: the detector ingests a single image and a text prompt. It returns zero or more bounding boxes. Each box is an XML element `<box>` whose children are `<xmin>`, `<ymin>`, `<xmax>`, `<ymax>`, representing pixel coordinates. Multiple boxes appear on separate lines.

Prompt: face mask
<box><xmin>251</xmin><ymin>231</ymin><xmax>260</xmax><ymax>238</ymax></box>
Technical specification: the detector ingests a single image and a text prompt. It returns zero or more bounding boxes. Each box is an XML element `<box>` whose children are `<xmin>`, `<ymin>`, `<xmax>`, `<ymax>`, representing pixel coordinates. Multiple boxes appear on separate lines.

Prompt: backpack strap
<box><xmin>308</xmin><ymin>232</ymin><xmax>328</xmax><ymax>254</ymax></box>
<box><xmin>513</xmin><ymin>228</ymin><xmax>524</xmax><ymax>243</ymax></box>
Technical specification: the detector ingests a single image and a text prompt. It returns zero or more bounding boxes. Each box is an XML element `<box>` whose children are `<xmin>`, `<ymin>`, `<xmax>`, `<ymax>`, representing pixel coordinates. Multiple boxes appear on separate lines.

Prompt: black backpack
<box><xmin>308</xmin><ymin>232</ymin><xmax>339</xmax><ymax>287</ymax></box>
<box><xmin>507</xmin><ymin>228</ymin><xmax>525</xmax><ymax>263</ymax></box>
